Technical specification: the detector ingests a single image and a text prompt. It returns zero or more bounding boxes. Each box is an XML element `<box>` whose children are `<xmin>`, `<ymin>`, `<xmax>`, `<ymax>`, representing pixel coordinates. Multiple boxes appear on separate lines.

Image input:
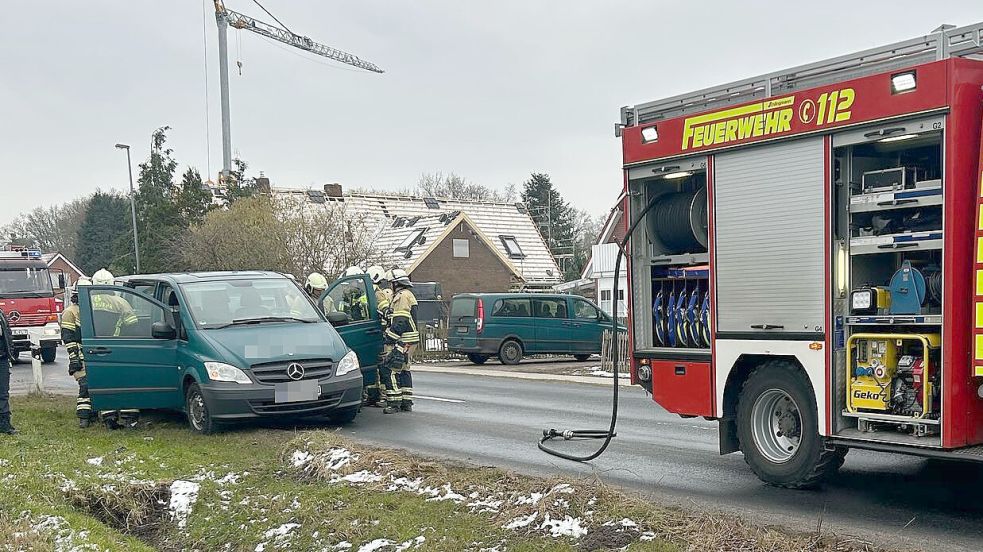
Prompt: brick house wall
<box><xmin>46</xmin><ymin>255</ymin><xmax>85</xmax><ymax>292</ymax></box>
<box><xmin>410</xmin><ymin>220</ymin><xmax>515</xmax><ymax>299</ymax></box>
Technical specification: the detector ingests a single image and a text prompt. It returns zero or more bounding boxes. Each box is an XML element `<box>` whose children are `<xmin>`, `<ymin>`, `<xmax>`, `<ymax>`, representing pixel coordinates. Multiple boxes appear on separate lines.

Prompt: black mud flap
<box><xmin>718</xmin><ymin>418</ymin><xmax>739</xmax><ymax>455</ymax></box>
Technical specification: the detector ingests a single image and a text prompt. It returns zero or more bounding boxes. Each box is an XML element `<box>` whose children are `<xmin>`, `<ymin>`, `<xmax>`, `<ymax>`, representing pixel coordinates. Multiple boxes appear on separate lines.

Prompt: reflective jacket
<box><xmin>61</xmin><ymin>303</ymin><xmax>82</xmax><ymax>344</ymax></box>
<box><xmin>385</xmin><ymin>287</ymin><xmax>418</xmax><ymax>345</ymax></box>
<box><xmin>91</xmin><ymin>294</ymin><xmax>138</xmax><ymax>336</ymax></box>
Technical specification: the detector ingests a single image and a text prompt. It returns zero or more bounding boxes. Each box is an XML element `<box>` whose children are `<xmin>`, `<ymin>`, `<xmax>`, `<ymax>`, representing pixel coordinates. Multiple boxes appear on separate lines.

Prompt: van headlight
<box><xmin>204</xmin><ymin>362</ymin><xmax>252</xmax><ymax>384</ymax></box>
<box><xmin>335</xmin><ymin>350</ymin><xmax>360</xmax><ymax>377</ymax></box>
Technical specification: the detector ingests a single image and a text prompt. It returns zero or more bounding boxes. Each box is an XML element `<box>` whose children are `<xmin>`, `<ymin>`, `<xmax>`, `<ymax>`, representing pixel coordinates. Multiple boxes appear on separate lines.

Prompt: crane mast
<box><xmin>212</xmin><ymin>1</ymin><xmax>384</xmax><ymax>182</ymax></box>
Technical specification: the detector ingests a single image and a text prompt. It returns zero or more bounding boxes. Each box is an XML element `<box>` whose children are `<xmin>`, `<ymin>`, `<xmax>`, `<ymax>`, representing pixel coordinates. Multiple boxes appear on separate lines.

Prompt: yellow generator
<box><xmin>846</xmin><ymin>333</ymin><xmax>940</xmax><ymax>419</ymax></box>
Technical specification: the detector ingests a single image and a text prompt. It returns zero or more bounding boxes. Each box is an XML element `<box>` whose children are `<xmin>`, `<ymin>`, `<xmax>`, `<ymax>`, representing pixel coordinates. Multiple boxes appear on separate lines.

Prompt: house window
<box><xmin>453</xmin><ymin>239</ymin><xmax>469</xmax><ymax>258</ymax></box>
<box><xmin>600</xmin><ymin>290</ymin><xmax>612</xmax><ymax>301</ymax></box>
<box><xmin>499</xmin><ymin>235</ymin><xmax>525</xmax><ymax>259</ymax></box>
<box><xmin>396</xmin><ymin>228</ymin><xmax>427</xmax><ymax>251</ymax></box>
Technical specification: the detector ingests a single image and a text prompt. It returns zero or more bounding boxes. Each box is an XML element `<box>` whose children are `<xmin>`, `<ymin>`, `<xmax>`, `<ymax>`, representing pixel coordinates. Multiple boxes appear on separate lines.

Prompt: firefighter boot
<box><xmin>382</xmin><ymin>404</ymin><xmax>401</xmax><ymax>414</ymax></box>
<box><xmin>400</xmin><ymin>401</ymin><xmax>413</xmax><ymax>412</ymax></box>
<box><xmin>79</xmin><ymin>418</ymin><xmax>91</xmax><ymax>429</ymax></box>
<box><xmin>0</xmin><ymin>416</ymin><xmax>18</xmax><ymax>435</ymax></box>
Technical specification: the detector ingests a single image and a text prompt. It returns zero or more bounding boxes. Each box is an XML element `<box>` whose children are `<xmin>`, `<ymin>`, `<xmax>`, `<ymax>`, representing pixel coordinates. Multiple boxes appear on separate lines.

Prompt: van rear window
<box><xmin>450</xmin><ymin>298</ymin><xmax>476</xmax><ymax>319</ymax></box>
<box><xmin>492</xmin><ymin>298</ymin><xmax>531</xmax><ymax>317</ymax></box>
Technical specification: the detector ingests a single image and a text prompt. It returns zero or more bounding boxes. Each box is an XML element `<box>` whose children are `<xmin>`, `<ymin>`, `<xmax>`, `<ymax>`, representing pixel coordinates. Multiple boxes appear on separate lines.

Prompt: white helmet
<box><xmin>305</xmin><ymin>272</ymin><xmax>329</xmax><ymax>294</ymax></box>
<box><xmin>343</xmin><ymin>266</ymin><xmax>364</xmax><ymax>277</ymax></box>
<box><xmin>390</xmin><ymin>268</ymin><xmax>412</xmax><ymax>287</ymax></box>
<box><xmin>366</xmin><ymin>265</ymin><xmax>385</xmax><ymax>284</ymax></box>
<box><xmin>92</xmin><ymin>269</ymin><xmax>115</xmax><ymax>285</ymax></box>
<box><xmin>70</xmin><ymin>277</ymin><xmax>91</xmax><ymax>299</ymax></box>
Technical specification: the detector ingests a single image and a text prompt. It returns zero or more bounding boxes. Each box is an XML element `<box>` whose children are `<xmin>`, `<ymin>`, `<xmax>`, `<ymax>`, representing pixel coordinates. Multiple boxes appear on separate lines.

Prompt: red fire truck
<box><xmin>619</xmin><ymin>23</ymin><xmax>983</xmax><ymax>487</ymax></box>
<box><xmin>0</xmin><ymin>248</ymin><xmax>64</xmax><ymax>363</ymax></box>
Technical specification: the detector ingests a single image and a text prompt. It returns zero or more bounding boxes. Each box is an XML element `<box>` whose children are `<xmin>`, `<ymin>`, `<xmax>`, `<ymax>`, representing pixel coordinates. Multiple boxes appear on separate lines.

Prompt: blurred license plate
<box><xmin>274</xmin><ymin>380</ymin><xmax>319</xmax><ymax>403</ymax></box>
<box><xmin>456</xmin><ymin>326</ymin><xmax>469</xmax><ymax>334</ymax></box>
<box><xmin>11</xmin><ymin>329</ymin><xmax>28</xmax><ymax>335</ymax></box>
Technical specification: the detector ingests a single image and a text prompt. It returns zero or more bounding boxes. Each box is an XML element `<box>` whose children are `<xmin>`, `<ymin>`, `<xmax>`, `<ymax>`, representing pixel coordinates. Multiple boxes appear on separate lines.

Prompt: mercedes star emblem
<box><xmin>286</xmin><ymin>362</ymin><xmax>305</xmax><ymax>381</ymax></box>
<box><xmin>7</xmin><ymin>311</ymin><xmax>21</xmax><ymax>323</ymax></box>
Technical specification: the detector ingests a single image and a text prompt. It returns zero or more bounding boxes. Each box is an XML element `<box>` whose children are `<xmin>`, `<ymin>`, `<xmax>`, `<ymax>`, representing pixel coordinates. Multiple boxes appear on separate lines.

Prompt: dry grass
<box><xmin>290</xmin><ymin>432</ymin><xmax>902</xmax><ymax>552</ymax></box>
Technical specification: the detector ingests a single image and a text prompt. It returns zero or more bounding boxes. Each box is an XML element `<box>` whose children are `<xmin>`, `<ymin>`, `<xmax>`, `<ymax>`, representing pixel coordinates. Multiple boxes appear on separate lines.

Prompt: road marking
<box><xmin>413</xmin><ymin>395</ymin><xmax>465</xmax><ymax>404</ymax></box>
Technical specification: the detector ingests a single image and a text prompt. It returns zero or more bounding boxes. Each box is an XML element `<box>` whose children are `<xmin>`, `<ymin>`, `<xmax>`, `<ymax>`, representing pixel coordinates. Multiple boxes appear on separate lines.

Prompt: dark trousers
<box><xmin>0</xmin><ymin>357</ymin><xmax>10</xmax><ymax>419</ymax></box>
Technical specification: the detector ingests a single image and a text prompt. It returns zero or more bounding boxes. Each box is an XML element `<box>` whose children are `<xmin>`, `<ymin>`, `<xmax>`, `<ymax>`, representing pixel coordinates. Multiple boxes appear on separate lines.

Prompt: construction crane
<box><xmin>212</xmin><ymin>1</ymin><xmax>384</xmax><ymax>182</ymax></box>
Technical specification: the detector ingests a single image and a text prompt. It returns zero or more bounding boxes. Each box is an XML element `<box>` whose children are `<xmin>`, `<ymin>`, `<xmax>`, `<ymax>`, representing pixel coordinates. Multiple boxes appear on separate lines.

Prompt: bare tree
<box><xmin>416</xmin><ymin>172</ymin><xmax>514</xmax><ymax>202</ymax></box>
<box><xmin>2</xmin><ymin>197</ymin><xmax>91</xmax><ymax>257</ymax></box>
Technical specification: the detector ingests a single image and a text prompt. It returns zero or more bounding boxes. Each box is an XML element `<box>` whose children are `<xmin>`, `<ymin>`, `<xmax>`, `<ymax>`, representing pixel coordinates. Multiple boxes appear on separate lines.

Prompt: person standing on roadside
<box><xmin>380</xmin><ymin>268</ymin><xmax>419</xmax><ymax>414</ymax></box>
<box><xmin>0</xmin><ymin>309</ymin><xmax>18</xmax><ymax>435</ymax></box>
<box><xmin>61</xmin><ymin>277</ymin><xmax>95</xmax><ymax>427</ymax></box>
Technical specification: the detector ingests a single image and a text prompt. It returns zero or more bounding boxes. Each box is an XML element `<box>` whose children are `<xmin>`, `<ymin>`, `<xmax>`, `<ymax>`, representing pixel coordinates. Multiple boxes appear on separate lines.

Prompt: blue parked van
<box><xmin>447</xmin><ymin>293</ymin><xmax>614</xmax><ymax>365</ymax></box>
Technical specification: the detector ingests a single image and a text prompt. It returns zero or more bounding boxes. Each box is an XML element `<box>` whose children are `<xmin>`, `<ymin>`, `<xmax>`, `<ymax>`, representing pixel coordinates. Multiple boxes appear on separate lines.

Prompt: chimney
<box><xmin>256</xmin><ymin>176</ymin><xmax>271</xmax><ymax>194</ymax></box>
<box><xmin>323</xmin><ymin>183</ymin><xmax>343</xmax><ymax>197</ymax></box>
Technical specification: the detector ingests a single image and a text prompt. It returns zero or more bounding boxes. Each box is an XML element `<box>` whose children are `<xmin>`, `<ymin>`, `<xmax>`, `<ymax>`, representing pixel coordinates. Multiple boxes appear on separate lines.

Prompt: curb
<box><xmin>412</xmin><ymin>364</ymin><xmax>633</xmax><ymax>387</ymax></box>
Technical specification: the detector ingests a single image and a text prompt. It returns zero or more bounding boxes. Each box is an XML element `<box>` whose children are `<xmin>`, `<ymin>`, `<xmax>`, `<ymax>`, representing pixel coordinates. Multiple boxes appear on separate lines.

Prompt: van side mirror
<box><xmin>326</xmin><ymin>311</ymin><xmax>350</xmax><ymax>327</ymax></box>
<box><xmin>151</xmin><ymin>321</ymin><xmax>177</xmax><ymax>339</ymax></box>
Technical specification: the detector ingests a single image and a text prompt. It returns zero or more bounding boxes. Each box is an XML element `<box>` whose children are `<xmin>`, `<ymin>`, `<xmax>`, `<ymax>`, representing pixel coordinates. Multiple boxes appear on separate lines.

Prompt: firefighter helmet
<box><xmin>305</xmin><ymin>272</ymin><xmax>329</xmax><ymax>294</ymax></box>
<box><xmin>390</xmin><ymin>268</ymin><xmax>412</xmax><ymax>287</ymax></box>
<box><xmin>92</xmin><ymin>269</ymin><xmax>115</xmax><ymax>285</ymax></box>
<box><xmin>71</xmin><ymin>277</ymin><xmax>92</xmax><ymax>299</ymax></box>
<box><xmin>366</xmin><ymin>265</ymin><xmax>385</xmax><ymax>284</ymax></box>
<box><xmin>343</xmin><ymin>266</ymin><xmax>364</xmax><ymax>277</ymax></box>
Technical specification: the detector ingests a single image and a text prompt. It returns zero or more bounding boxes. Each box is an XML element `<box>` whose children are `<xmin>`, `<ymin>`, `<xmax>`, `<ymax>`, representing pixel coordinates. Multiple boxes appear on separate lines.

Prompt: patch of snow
<box><xmin>169</xmin><ymin>480</ymin><xmax>201</xmax><ymax>528</ymax></box>
<box><xmin>85</xmin><ymin>457</ymin><xmax>103</xmax><ymax>466</ymax></box>
<box><xmin>503</xmin><ymin>513</ymin><xmax>538</xmax><ymax>530</ymax></box>
<box><xmin>291</xmin><ymin>450</ymin><xmax>313</xmax><ymax>467</ymax></box>
<box><xmin>0</xmin><ymin>458</ymin><xmax>8</xmax><ymax>467</ymax></box>
<box><xmin>393</xmin><ymin>536</ymin><xmax>425</xmax><ymax>551</ymax></box>
<box><xmin>29</xmin><ymin>514</ymin><xmax>100</xmax><ymax>552</ymax></box>
<box><xmin>333</xmin><ymin>470</ymin><xmax>383</xmax><ymax>484</ymax></box>
<box><xmin>215</xmin><ymin>472</ymin><xmax>241</xmax><ymax>485</ymax></box>
<box><xmin>331</xmin><ymin>542</ymin><xmax>353</xmax><ymax>550</ymax></box>
<box><xmin>515</xmin><ymin>492</ymin><xmax>543</xmax><ymax>506</ymax></box>
<box><xmin>640</xmin><ymin>531</ymin><xmax>656</xmax><ymax>541</ymax></box>
<box><xmin>387</xmin><ymin>476</ymin><xmax>423</xmax><ymax>492</ymax></box>
<box><xmin>423</xmin><ymin>483</ymin><xmax>465</xmax><ymax>503</ymax></box>
<box><xmin>550</xmin><ymin>483</ymin><xmax>575</xmax><ymax>494</ymax></box>
<box><xmin>357</xmin><ymin>539</ymin><xmax>395</xmax><ymax>552</ymax></box>
<box><xmin>539</xmin><ymin>514</ymin><xmax>587</xmax><ymax>538</ymax></box>
<box><xmin>467</xmin><ymin>496</ymin><xmax>504</xmax><ymax>513</ymax></box>
<box><xmin>356</xmin><ymin>536</ymin><xmax>424</xmax><ymax>552</ymax></box>
<box><xmin>321</xmin><ymin>447</ymin><xmax>355</xmax><ymax>471</ymax></box>
<box><xmin>263</xmin><ymin>522</ymin><xmax>301</xmax><ymax>539</ymax></box>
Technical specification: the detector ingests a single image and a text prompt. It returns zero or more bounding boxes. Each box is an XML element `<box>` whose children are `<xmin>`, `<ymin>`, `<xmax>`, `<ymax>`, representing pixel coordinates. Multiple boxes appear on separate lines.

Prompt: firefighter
<box><xmin>0</xmin><ymin>309</ymin><xmax>16</xmax><ymax>435</ymax></box>
<box><xmin>305</xmin><ymin>272</ymin><xmax>331</xmax><ymax>313</ymax></box>
<box><xmin>380</xmin><ymin>268</ymin><xmax>419</xmax><ymax>414</ymax></box>
<box><xmin>61</xmin><ymin>277</ymin><xmax>95</xmax><ymax>427</ymax></box>
<box><xmin>90</xmin><ymin>268</ymin><xmax>141</xmax><ymax>429</ymax></box>
<box><xmin>362</xmin><ymin>265</ymin><xmax>391</xmax><ymax>407</ymax></box>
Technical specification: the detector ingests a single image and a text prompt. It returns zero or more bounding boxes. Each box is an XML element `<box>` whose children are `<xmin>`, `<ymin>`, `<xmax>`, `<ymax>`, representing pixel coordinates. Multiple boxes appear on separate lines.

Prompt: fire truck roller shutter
<box><xmin>713</xmin><ymin>137</ymin><xmax>826</xmax><ymax>335</ymax></box>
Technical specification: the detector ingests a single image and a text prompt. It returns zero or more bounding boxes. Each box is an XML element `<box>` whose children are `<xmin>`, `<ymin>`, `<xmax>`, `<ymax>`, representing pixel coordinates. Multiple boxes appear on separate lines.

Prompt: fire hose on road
<box><xmin>538</xmin><ymin>194</ymin><xmax>662</xmax><ymax>462</ymax></box>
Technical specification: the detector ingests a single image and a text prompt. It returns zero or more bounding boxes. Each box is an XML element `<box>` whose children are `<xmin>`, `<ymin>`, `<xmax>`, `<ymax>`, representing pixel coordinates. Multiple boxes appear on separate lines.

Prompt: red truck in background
<box><xmin>0</xmin><ymin>248</ymin><xmax>64</xmax><ymax>363</ymax></box>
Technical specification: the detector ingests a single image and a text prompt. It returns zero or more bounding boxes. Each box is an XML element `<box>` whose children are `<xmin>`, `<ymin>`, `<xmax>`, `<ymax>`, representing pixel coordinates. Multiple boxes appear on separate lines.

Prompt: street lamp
<box><xmin>114</xmin><ymin>143</ymin><xmax>141</xmax><ymax>273</ymax></box>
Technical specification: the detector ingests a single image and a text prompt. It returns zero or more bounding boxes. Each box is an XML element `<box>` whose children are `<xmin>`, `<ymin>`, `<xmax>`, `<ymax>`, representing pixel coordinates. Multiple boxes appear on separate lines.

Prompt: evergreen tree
<box><xmin>177</xmin><ymin>167</ymin><xmax>214</xmax><ymax>226</ymax></box>
<box><xmin>224</xmin><ymin>158</ymin><xmax>260</xmax><ymax>204</ymax></box>
<box><xmin>521</xmin><ymin>173</ymin><xmax>576</xmax><ymax>277</ymax></box>
<box><xmin>75</xmin><ymin>191</ymin><xmax>132</xmax><ymax>275</ymax></box>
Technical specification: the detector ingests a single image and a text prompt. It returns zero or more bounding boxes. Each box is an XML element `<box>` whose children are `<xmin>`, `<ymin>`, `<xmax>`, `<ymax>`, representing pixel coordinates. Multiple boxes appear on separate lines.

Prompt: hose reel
<box><xmin>647</xmin><ymin>188</ymin><xmax>708</xmax><ymax>253</ymax></box>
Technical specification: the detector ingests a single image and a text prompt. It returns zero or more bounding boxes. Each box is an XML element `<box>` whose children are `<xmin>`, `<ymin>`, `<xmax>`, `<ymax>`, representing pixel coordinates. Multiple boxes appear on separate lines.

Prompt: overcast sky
<box><xmin>1</xmin><ymin>1</ymin><xmax>979</xmax><ymax>225</ymax></box>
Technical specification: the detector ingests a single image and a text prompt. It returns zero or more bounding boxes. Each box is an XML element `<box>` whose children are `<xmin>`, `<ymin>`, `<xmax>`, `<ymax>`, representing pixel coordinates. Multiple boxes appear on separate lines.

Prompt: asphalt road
<box><xmin>345</xmin><ymin>370</ymin><xmax>983</xmax><ymax>552</ymax></box>
<box><xmin>13</xmin><ymin>353</ymin><xmax>983</xmax><ymax>550</ymax></box>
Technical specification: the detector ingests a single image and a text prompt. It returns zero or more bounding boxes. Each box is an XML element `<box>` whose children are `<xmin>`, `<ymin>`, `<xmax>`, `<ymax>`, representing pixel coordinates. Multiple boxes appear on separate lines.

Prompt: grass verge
<box><xmin>0</xmin><ymin>395</ymin><xmax>898</xmax><ymax>551</ymax></box>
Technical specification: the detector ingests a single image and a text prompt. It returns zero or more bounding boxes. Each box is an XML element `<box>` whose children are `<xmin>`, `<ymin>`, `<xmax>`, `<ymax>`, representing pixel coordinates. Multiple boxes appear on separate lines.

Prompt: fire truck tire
<box><xmin>498</xmin><ymin>339</ymin><xmax>523</xmax><ymax>365</ymax></box>
<box><xmin>467</xmin><ymin>354</ymin><xmax>490</xmax><ymax>365</ymax></box>
<box><xmin>41</xmin><ymin>347</ymin><xmax>56</xmax><ymax>364</ymax></box>
<box><xmin>736</xmin><ymin>360</ymin><xmax>843</xmax><ymax>489</ymax></box>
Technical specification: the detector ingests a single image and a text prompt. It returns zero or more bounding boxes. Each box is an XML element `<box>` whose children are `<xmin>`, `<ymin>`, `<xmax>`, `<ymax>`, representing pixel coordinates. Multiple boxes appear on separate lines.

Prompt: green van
<box><xmin>447</xmin><ymin>293</ymin><xmax>613</xmax><ymax>365</ymax></box>
<box><xmin>76</xmin><ymin>271</ymin><xmax>379</xmax><ymax>434</ymax></box>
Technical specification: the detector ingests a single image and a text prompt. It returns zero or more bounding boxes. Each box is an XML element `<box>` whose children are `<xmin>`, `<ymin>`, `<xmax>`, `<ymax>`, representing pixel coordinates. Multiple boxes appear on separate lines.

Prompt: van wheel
<box><xmin>736</xmin><ymin>360</ymin><xmax>843</xmax><ymax>489</ymax></box>
<box><xmin>573</xmin><ymin>354</ymin><xmax>591</xmax><ymax>362</ymax></box>
<box><xmin>498</xmin><ymin>340</ymin><xmax>523</xmax><ymax>365</ymax></box>
<box><xmin>41</xmin><ymin>347</ymin><xmax>57</xmax><ymax>364</ymax></box>
<box><xmin>186</xmin><ymin>383</ymin><xmax>218</xmax><ymax>435</ymax></box>
<box><xmin>467</xmin><ymin>354</ymin><xmax>490</xmax><ymax>365</ymax></box>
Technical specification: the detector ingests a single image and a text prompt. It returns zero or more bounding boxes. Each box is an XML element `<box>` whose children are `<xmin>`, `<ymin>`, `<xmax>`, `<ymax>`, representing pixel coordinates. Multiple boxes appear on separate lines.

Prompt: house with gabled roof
<box><xmin>271</xmin><ymin>184</ymin><xmax>562</xmax><ymax>298</ymax></box>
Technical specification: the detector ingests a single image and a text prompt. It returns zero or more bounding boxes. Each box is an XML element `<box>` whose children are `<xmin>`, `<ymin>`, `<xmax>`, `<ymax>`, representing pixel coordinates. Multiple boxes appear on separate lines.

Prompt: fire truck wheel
<box><xmin>40</xmin><ymin>347</ymin><xmax>56</xmax><ymax>364</ymax></box>
<box><xmin>498</xmin><ymin>339</ymin><xmax>523</xmax><ymax>365</ymax></box>
<box><xmin>736</xmin><ymin>360</ymin><xmax>843</xmax><ymax>489</ymax></box>
<box><xmin>467</xmin><ymin>354</ymin><xmax>490</xmax><ymax>365</ymax></box>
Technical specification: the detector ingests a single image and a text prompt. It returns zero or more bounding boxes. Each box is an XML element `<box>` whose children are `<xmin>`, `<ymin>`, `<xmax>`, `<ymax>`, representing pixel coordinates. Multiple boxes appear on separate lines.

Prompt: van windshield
<box><xmin>180</xmin><ymin>278</ymin><xmax>322</xmax><ymax>329</ymax></box>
